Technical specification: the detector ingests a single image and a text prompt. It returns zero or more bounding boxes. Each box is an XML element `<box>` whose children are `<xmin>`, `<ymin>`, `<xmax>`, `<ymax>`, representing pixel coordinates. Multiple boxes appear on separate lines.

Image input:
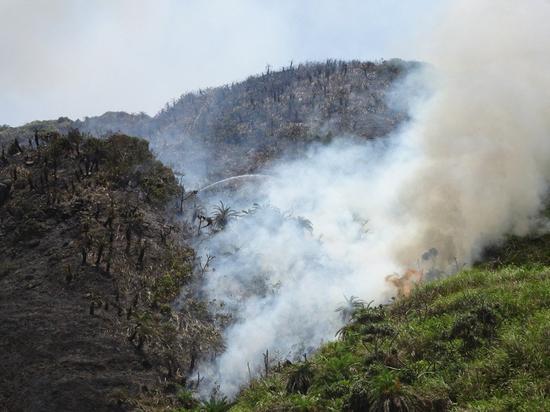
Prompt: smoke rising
<box><xmin>192</xmin><ymin>0</ymin><xmax>550</xmax><ymax>397</ymax></box>
<box><xmin>195</xmin><ymin>138</ymin><xmax>408</xmax><ymax>396</ymax></box>
<box><xmin>394</xmin><ymin>0</ymin><xmax>550</xmax><ymax>265</ymax></box>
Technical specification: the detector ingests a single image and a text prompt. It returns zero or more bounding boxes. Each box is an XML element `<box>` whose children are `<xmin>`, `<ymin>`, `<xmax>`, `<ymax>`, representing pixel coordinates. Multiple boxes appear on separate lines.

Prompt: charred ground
<box><xmin>0</xmin><ymin>132</ymin><xmax>222</xmax><ymax>411</ymax></box>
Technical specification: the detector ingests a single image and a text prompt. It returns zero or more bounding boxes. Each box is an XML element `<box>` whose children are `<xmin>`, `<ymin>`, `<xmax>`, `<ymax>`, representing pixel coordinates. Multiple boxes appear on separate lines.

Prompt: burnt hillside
<box><xmin>0</xmin><ymin>132</ymin><xmax>220</xmax><ymax>411</ymax></box>
<box><xmin>1</xmin><ymin>59</ymin><xmax>418</xmax><ymax>184</ymax></box>
<box><xmin>83</xmin><ymin>59</ymin><xmax>413</xmax><ymax>140</ymax></box>
<box><xmin>82</xmin><ymin>59</ymin><xmax>415</xmax><ymax>182</ymax></box>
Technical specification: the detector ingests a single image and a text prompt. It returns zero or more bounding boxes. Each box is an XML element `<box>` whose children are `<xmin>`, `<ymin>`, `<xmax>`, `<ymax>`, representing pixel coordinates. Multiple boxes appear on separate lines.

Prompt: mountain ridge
<box><xmin>1</xmin><ymin>59</ymin><xmax>418</xmax><ymax>184</ymax></box>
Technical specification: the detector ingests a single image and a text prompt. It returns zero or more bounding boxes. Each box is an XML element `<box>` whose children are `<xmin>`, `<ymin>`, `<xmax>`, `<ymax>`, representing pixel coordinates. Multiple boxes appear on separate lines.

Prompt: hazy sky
<box><xmin>0</xmin><ymin>0</ymin><xmax>445</xmax><ymax>126</ymax></box>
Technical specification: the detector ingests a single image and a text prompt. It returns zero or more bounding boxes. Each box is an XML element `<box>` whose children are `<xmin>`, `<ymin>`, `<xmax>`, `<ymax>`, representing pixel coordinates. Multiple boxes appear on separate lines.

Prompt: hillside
<box><xmin>0</xmin><ymin>132</ymin><xmax>222</xmax><ymax>411</ymax></box>
<box><xmin>222</xmin><ymin>203</ymin><xmax>550</xmax><ymax>412</ymax></box>
<box><xmin>2</xmin><ymin>58</ymin><xmax>549</xmax><ymax>412</ymax></box>
<box><xmin>0</xmin><ymin>60</ymin><xmax>416</xmax><ymax>184</ymax></box>
<box><xmin>230</xmin><ymin>261</ymin><xmax>550</xmax><ymax>411</ymax></box>
<box><xmin>3</xmin><ymin>131</ymin><xmax>548</xmax><ymax>412</ymax></box>
<box><xmin>0</xmin><ymin>59</ymin><xmax>419</xmax><ymax>411</ymax></box>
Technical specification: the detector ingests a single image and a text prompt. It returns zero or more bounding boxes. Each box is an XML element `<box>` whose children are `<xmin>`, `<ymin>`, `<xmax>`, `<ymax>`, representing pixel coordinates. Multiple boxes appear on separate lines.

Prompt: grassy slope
<box><xmin>229</xmin><ymin>259</ymin><xmax>549</xmax><ymax>411</ymax></box>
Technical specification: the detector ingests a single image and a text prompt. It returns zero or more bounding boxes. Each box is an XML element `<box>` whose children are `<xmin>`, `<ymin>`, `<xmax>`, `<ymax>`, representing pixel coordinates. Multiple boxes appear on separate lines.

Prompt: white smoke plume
<box><xmin>194</xmin><ymin>0</ymin><xmax>550</xmax><ymax>397</ymax></box>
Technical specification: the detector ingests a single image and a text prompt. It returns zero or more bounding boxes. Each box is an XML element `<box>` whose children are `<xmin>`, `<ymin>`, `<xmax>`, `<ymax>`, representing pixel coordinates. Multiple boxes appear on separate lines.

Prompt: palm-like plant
<box><xmin>212</xmin><ymin>201</ymin><xmax>239</xmax><ymax>230</ymax></box>
<box><xmin>368</xmin><ymin>369</ymin><xmax>420</xmax><ymax>412</ymax></box>
<box><xmin>336</xmin><ymin>295</ymin><xmax>366</xmax><ymax>322</ymax></box>
<box><xmin>200</xmin><ymin>395</ymin><xmax>233</xmax><ymax>412</ymax></box>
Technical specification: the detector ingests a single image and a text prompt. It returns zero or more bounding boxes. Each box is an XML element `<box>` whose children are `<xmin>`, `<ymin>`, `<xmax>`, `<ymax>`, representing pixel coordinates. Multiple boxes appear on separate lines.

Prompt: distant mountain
<box><xmin>1</xmin><ymin>59</ymin><xmax>419</xmax><ymax>184</ymax></box>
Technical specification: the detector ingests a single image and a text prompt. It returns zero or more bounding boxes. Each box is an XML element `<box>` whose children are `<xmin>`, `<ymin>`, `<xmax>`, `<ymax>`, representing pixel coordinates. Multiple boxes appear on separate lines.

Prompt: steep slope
<box><xmin>225</xmin><ymin>201</ymin><xmax>550</xmax><ymax>411</ymax></box>
<box><xmin>231</xmin><ymin>262</ymin><xmax>550</xmax><ymax>412</ymax></box>
<box><xmin>0</xmin><ymin>59</ymin><xmax>418</xmax><ymax>412</ymax></box>
<box><xmin>1</xmin><ymin>57</ymin><xmax>549</xmax><ymax>412</ymax></box>
<box><xmin>0</xmin><ymin>132</ymin><xmax>220</xmax><ymax>411</ymax></box>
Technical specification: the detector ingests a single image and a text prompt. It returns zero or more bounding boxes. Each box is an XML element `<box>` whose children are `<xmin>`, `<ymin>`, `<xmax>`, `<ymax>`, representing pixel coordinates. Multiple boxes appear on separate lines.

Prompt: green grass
<box><xmin>231</xmin><ymin>264</ymin><xmax>550</xmax><ymax>411</ymax></box>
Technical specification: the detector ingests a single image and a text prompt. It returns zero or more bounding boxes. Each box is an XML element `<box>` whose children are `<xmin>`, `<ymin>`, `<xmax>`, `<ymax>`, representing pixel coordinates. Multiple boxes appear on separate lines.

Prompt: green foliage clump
<box><xmin>173</xmin><ymin>393</ymin><xmax>233</xmax><ymax>412</ymax></box>
<box><xmin>152</xmin><ymin>249</ymin><xmax>193</xmax><ymax>304</ymax></box>
<box><xmin>76</xmin><ymin>134</ymin><xmax>179</xmax><ymax>204</ymax></box>
<box><xmin>368</xmin><ymin>369</ymin><xmax>420</xmax><ymax>412</ymax></box>
<box><xmin>448</xmin><ymin>303</ymin><xmax>500</xmax><ymax>351</ymax></box>
<box><xmin>200</xmin><ymin>395</ymin><xmax>233</xmax><ymax>412</ymax></box>
<box><xmin>286</xmin><ymin>362</ymin><xmax>315</xmax><ymax>394</ymax></box>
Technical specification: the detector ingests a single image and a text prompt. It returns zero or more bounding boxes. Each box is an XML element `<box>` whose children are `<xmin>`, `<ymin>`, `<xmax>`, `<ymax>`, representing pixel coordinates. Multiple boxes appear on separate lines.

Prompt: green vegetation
<box><xmin>167</xmin><ymin>389</ymin><xmax>234</xmax><ymax>412</ymax></box>
<box><xmin>232</xmin><ymin>263</ymin><xmax>550</xmax><ymax>411</ymax></box>
<box><xmin>479</xmin><ymin>233</ymin><xmax>550</xmax><ymax>269</ymax></box>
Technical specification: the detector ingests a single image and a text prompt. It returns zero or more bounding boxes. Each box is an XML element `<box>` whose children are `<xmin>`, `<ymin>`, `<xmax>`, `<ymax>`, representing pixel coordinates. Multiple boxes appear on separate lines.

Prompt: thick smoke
<box><xmin>195</xmin><ymin>0</ymin><xmax>550</xmax><ymax>396</ymax></box>
<box><xmin>392</xmin><ymin>0</ymin><xmax>550</xmax><ymax>265</ymax></box>
<box><xmin>195</xmin><ymin>138</ymin><xmax>409</xmax><ymax>396</ymax></box>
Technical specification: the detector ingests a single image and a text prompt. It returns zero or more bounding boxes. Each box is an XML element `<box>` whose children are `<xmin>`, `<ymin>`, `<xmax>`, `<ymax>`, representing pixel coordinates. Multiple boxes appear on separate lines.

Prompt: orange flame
<box><xmin>385</xmin><ymin>269</ymin><xmax>423</xmax><ymax>298</ymax></box>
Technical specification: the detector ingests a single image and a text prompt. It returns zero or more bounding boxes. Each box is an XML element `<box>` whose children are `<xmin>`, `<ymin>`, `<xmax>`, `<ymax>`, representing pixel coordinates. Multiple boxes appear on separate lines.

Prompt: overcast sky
<box><xmin>0</xmin><ymin>0</ymin><xmax>445</xmax><ymax>126</ymax></box>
